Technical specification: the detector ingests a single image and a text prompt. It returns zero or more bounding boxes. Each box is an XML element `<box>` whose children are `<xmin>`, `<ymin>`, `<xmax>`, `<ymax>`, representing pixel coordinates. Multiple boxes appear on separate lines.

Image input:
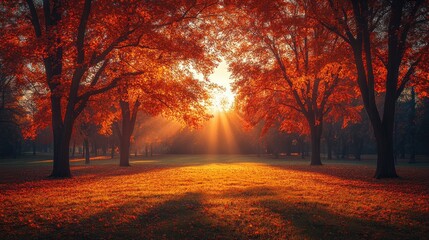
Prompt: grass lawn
<box><xmin>0</xmin><ymin>154</ymin><xmax>428</xmax><ymax>239</ymax></box>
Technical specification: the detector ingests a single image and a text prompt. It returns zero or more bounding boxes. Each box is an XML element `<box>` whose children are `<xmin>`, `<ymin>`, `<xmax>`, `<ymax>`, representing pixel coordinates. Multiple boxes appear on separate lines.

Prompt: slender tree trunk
<box><xmin>102</xmin><ymin>142</ymin><xmax>107</xmax><ymax>156</ymax></box>
<box><xmin>111</xmin><ymin>145</ymin><xmax>115</xmax><ymax>159</ymax></box>
<box><xmin>84</xmin><ymin>137</ymin><xmax>90</xmax><ymax>164</ymax></box>
<box><xmin>286</xmin><ymin>137</ymin><xmax>292</xmax><ymax>156</ymax></box>
<box><xmin>409</xmin><ymin>87</ymin><xmax>416</xmax><ymax>163</ymax></box>
<box><xmin>341</xmin><ymin>135</ymin><xmax>348</xmax><ymax>159</ymax></box>
<box><xmin>325</xmin><ymin>124</ymin><xmax>333</xmax><ymax>160</ymax></box>
<box><xmin>327</xmin><ymin>138</ymin><xmax>332</xmax><ymax>160</ymax></box>
<box><xmin>32</xmin><ymin>140</ymin><xmax>36</xmax><ymax>156</ymax></box>
<box><xmin>300</xmin><ymin>138</ymin><xmax>305</xmax><ymax>159</ymax></box>
<box><xmin>71</xmin><ymin>140</ymin><xmax>76</xmax><ymax>158</ymax></box>
<box><xmin>310</xmin><ymin>124</ymin><xmax>323</xmax><ymax>165</ymax></box>
<box><xmin>257</xmin><ymin>141</ymin><xmax>261</xmax><ymax>157</ymax></box>
<box><xmin>92</xmin><ymin>141</ymin><xmax>97</xmax><ymax>157</ymax></box>
<box><xmin>354</xmin><ymin>135</ymin><xmax>363</xmax><ymax>160</ymax></box>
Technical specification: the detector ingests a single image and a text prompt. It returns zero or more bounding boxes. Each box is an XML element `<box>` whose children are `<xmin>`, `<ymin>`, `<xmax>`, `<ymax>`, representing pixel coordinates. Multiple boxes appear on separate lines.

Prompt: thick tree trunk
<box><xmin>374</xmin><ymin>126</ymin><xmax>398</xmax><ymax>178</ymax></box>
<box><xmin>366</xmin><ymin>105</ymin><xmax>398</xmax><ymax>178</ymax></box>
<box><xmin>118</xmin><ymin>99</ymin><xmax>140</xmax><ymax>167</ymax></box>
<box><xmin>119</xmin><ymin>134</ymin><xmax>131</xmax><ymax>166</ymax></box>
<box><xmin>84</xmin><ymin>137</ymin><xmax>90</xmax><ymax>164</ymax></box>
<box><xmin>50</xmin><ymin>133</ymin><xmax>72</xmax><ymax>178</ymax></box>
<box><xmin>49</xmin><ymin>97</ymin><xmax>72</xmax><ymax>178</ymax></box>
<box><xmin>310</xmin><ymin>124</ymin><xmax>322</xmax><ymax>165</ymax></box>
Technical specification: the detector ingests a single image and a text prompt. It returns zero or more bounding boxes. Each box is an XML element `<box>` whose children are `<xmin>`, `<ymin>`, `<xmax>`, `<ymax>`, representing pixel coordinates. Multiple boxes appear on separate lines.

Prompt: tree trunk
<box><xmin>71</xmin><ymin>140</ymin><xmax>76</xmax><ymax>158</ymax></box>
<box><xmin>354</xmin><ymin>136</ymin><xmax>363</xmax><ymax>160</ymax></box>
<box><xmin>102</xmin><ymin>142</ymin><xmax>107</xmax><ymax>156</ymax></box>
<box><xmin>118</xmin><ymin>99</ymin><xmax>140</xmax><ymax>167</ymax></box>
<box><xmin>110</xmin><ymin>146</ymin><xmax>115</xmax><ymax>159</ymax></box>
<box><xmin>374</xmin><ymin>140</ymin><xmax>397</xmax><ymax>178</ymax></box>
<box><xmin>374</xmin><ymin>127</ymin><xmax>398</xmax><ymax>178</ymax></box>
<box><xmin>310</xmin><ymin>124</ymin><xmax>322</xmax><ymax>165</ymax></box>
<box><xmin>32</xmin><ymin>140</ymin><xmax>36</xmax><ymax>156</ymax></box>
<box><xmin>50</xmin><ymin>132</ymin><xmax>72</xmax><ymax>178</ymax></box>
<box><xmin>409</xmin><ymin>87</ymin><xmax>416</xmax><ymax>163</ymax></box>
<box><xmin>326</xmin><ymin>138</ymin><xmax>332</xmax><ymax>160</ymax></box>
<box><xmin>84</xmin><ymin>137</ymin><xmax>90</xmax><ymax>164</ymax></box>
<box><xmin>285</xmin><ymin>137</ymin><xmax>292</xmax><ymax>156</ymax></box>
<box><xmin>119</xmin><ymin>133</ymin><xmax>131</xmax><ymax>166</ymax></box>
<box><xmin>49</xmin><ymin>97</ymin><xmax>72</xmax><ymax>178</ymax></box>
<box><xmin>340</xmin><ymin>135</ymin><xmax>348</xmax><ymax>159</ymax></box>
<box><xmin>257</xmin><ymin>141</ymin><xmax>261</xmax><ymax>157</ymax></box>
<box><xmin>300</xmin><ymin>138</ymin><xmax>305</xmax><ymax>159</ymax></box>
<box><xmin>92</xmin><ymin>141</ymin><xmax>97</xmax><ymax>157</ymax></box>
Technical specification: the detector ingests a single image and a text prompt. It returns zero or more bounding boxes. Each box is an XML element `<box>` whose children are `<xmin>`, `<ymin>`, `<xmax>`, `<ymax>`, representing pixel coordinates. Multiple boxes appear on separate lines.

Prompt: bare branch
<box><xmin>76</xmin><ymin>0</ymin><xmax>92</xmax><ymax>64</ymax></box>
<box><xmin>25</xmin><ymin>0</ymin><xmax>42</xmax><ymax>37</ymax></box>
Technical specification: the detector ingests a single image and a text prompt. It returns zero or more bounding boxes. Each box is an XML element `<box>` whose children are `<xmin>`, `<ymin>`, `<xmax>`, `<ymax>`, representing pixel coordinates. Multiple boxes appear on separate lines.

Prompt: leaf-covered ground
<box><xmin>0</xmin><ymin>155</ymin><xmax>428</xmax><ymax>239</ymax></box>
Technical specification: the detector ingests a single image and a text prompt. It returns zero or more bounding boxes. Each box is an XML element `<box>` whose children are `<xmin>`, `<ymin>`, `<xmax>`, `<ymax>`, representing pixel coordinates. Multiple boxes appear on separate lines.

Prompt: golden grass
<box><xmin>0</xmin><ymin>155</ymin><xmax>428</xmax><ymax>239</ymax></box>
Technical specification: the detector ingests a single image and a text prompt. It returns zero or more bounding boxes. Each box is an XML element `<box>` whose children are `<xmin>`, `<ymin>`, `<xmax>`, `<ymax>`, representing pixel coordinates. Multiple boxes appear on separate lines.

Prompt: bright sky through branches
<box><xmin>207</xmin><ymin>60</ymin><xmax>235</xmax><ymax>112</ymax></box>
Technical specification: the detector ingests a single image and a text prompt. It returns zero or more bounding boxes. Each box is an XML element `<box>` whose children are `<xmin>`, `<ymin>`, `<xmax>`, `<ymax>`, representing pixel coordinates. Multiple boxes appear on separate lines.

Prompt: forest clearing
<box><xmin>1</xmin><ymin>155</ymin><xmax>428</xmax><ymax>239</ymax></box>
<box><xmin>1</xmin><ymin>0</ymin><xmax>429</xmax><ymax>239</ymax></box>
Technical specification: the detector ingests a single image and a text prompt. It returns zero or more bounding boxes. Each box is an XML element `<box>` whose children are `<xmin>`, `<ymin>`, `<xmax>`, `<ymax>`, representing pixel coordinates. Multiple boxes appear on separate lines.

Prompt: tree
<box><xmin>3</xmin><ymin>0</ymin><xmax>219</xmax><ymax>177</ymax></box>
<box><xmin>0</xmin><ymin>67</ymin><xmax>22</xmax><ymax>157</ymax></box>
<box><xmin>224</xmin><ymin>0</ymin><xmax>358</xmax><ymax>165</ymax></box>
<box><xmin>111</xmin><ymin>69</ymin><xmax>213</xmax><ymax>166</ymax></box>
<box><xmin>312</xmin><ymin>0</ymin><xmax>429</xmax><ymax>178</ymax></box>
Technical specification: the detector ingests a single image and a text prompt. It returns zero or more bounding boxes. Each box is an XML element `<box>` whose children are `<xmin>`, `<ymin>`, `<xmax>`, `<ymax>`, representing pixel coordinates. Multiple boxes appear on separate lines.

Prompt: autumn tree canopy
<box><xmin>223</xmin><ymin>0</ymin><xmax>359</xmax><ymax>165</ymax></box>
<box><xmin>0</xmin><ymin>0</ymin><xmax>428</xmax><ymax>180</ymax></box>
<box><xmin>1</xmin><ymin>0</ymin><xmax>220</xmax><ymax>177</ymax></box>
<box><xmin>311</xmin><ymin>0</ymin><xmax>429</xmax><ymax>178</ymax></box>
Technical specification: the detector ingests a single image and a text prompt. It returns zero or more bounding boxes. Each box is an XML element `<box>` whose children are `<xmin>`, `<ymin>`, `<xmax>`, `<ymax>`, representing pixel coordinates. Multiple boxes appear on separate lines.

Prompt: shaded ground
<box><xmin>0</xmin><ymin>155</ymin><xmax>428</xmax><ymax>239</ymax></box>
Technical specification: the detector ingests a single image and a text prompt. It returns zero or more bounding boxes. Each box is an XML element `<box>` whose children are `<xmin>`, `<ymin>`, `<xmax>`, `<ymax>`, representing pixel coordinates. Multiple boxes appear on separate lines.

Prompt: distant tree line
<box><xmin>2</xmin><ymin>95</ymin><xmax>428</xmax><ymax>164</ymax></box>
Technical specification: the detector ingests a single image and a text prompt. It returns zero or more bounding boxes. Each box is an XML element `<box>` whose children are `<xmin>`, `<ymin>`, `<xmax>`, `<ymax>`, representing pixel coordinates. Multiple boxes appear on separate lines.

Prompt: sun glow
<box><xmin>211</xmin><ymin>89</ymin><xmax>235</xmax><ymax>112</ymax></box>
<box><xmin>208</xmin><ymin>60</ymin><xmax>235</xmax><ymax>113</ymax></box>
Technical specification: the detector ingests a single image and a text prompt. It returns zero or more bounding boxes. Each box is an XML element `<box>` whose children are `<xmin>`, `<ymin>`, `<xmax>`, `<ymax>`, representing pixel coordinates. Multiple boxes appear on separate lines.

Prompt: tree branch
<box><xmin>25</xmin><ymin>0</ymin><xmax>42</xmax><ymax>37</ymax></box>
<box><xmin>396</xmin><ymin>59</ymin><xmax>420</xmax><ymax>100</ymax></box>
<box><xmin>76</xmin><ymin>0</ymin><xmax>92</xmax><ymax>64</ymax></box>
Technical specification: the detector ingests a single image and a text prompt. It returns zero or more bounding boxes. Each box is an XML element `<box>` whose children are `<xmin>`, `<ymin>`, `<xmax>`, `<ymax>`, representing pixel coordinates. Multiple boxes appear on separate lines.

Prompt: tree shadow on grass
<box><xmin>268</xmin><ymin>164</ymin><xmax>429</xmax><ymax>196</ymax></box>
<box><xmin>0</xmin><ymin>164</ymin><xmax>179</xmax><ymax>190</ymax></box>
<box><xmin>260</xmin><ymin>199</ymin><xmax>424</xmax><ymax>240</ymax></box>
<box><xmin>35</xmin><ymin>192</ymin><xmax>244</xmax><ymax>240</ymax></box>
